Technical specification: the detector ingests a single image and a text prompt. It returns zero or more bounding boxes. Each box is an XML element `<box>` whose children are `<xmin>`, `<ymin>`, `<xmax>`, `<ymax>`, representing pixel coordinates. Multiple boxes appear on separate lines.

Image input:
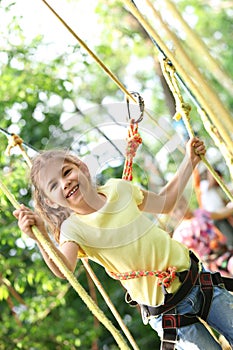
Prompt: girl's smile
<box><xmin>66</xmin><ymin>184</ymin><xmax>80</xmax><ymax>198</ymax></box>
<box><xmin>39</xmin><ymin>158</ymin><xmax>106</xmax><ymax>214</ymax></box>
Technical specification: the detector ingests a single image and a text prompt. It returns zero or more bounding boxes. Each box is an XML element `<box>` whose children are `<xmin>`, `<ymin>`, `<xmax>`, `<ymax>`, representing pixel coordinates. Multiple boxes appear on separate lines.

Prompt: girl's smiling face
<box><xmin>39</xmin><ymin>158</ymin><xmax>92</xmax><ymax>212</ymax></box>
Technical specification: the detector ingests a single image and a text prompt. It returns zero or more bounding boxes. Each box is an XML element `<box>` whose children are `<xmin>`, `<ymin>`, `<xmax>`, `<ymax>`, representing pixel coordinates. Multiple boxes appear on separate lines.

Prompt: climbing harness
<box><xmin>138</xmin><ymin>251</ymin><xmax>233</xmax><ymax>350</ymax></box>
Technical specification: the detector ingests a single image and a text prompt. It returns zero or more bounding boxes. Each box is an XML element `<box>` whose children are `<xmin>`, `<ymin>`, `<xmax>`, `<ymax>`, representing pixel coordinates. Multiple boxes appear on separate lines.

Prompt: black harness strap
<box><xmin>198</xmin><ymin>272</ymin><xmax>214</xmax><ymax>320</ymax></box>
<box><xmin>162</xmin><ymin>313</ymin><xmax>199</xmax><ymax>329</ymax></box>
<box><xmin>126</xmin><ymin>251</ymin><xmax>233</xmax><ymax>350</ymax></box>
<box><xmin>144</xmin><ymin>252</ymin><xmax>200</xmax><ymax>318</ymax></box>
<box><xmin>161</xmin><ymin>328</ymin><xmax>176</xmax><ymax>350</ymax></box>
<box><xmin>218</xmin><ymin>275</ymin><xmax>233</xmax><ymax>291</ymax></box>
<box><xmin>141</xmin><ymin>252</ymin><xmax>233</xmax><ymax>350</ymax></box>
<box><xmin>162</xmin><ymin>310</ymin><xmax>200</xmax><ymax>350</ymax></box>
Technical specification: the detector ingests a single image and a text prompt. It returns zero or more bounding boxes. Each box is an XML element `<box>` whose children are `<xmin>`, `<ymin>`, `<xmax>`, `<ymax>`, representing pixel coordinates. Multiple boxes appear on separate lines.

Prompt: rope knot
<box><xmin>157</xmin><ymin>266</ymin><xmax>177</xmax><ymax>288</ymax></box>
<box><xmin>126</xmin><ymin>132</ymin><xmax>142</xmax><ymax>158</ymax></box>
<box><xmin>173</xmin><ymin>103</ymin><xmax>191</xmax><ymax>121</ymax></box>
<box><xmin>122</xmin><ymin>121</ymin><xmax>142</xmax><ymax>181</ymax></box>
<box><xmin>5</xmin><ymin>134</ymin><xmax>24</xmax><ymax>156</ymax></box>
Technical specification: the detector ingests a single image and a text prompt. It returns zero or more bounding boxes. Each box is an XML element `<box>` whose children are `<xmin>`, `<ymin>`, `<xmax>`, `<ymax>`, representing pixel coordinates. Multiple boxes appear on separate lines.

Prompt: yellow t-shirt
<box><xmin>60</xmin><ymin>178</ymin><xmax>190</xmax><ymax>306</ymax></box>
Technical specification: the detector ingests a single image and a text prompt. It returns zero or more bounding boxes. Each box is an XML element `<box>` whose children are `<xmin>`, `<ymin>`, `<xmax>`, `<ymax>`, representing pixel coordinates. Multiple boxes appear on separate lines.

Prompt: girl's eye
<box><xmin>64</xmin><ymin>169</ymin><xmax>71</xmax><ymax>176</ymax></box>
<box><xmin>50</xmin><ymin>183</ymin><xmax>57</xmax><ymax>191</ymax></box>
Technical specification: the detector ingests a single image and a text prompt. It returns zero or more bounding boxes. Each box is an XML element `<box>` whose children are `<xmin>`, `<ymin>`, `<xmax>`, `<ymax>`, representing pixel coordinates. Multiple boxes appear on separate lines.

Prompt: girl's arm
<box><xmin>139</xmin><ymin>137</ymin><xmax>206</xmax><ymax>214</ymax></box>
<box><xmin>13</xmin><ymin>205</ymin><xmax>79</xmax><ymax>279</ymax></box>
<box><xmin>209</xmin><ymin>205</ymin><xmax>233</xmax><ymax>221</ymax></box>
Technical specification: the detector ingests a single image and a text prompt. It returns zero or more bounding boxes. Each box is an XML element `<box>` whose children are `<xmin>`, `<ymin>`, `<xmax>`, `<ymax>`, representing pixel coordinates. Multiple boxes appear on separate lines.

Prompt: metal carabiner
<box><xmin>126</xmin><ymin>91</ymin><xmax>145</xmax><ymax>123</ymax></box>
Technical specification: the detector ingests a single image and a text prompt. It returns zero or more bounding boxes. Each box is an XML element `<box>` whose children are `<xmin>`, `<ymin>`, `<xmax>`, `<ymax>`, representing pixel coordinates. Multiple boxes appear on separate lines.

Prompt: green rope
<box><xmin>160</xmin><ymin>57</ymin><xmax>233</xmax><ymax>203</ymax></box>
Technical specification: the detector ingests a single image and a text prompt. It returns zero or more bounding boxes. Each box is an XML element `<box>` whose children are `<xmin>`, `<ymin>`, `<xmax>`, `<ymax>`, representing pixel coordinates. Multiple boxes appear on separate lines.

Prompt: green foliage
<box><xmin>176</xmin><ymin>0</ymin><xmax>233</xmax><ymax>100</ymax></box>
<box><xmin>0</xmin><ymin>0</ymin><xmax>232</xmax><ymax>349</ymax></box>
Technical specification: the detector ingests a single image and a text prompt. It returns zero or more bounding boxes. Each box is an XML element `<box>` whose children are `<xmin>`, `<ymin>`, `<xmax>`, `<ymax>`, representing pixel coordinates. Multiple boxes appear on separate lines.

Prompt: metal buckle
<box><xmin>140</xmin><ymin>306</ymin><xmax>150</xmax><ymax>325</ymax></box>
<box><xmin>162</xmin><ymin>338</ymin><xmax>177</xmax><ymax>344</ymax></box>
<box><xmin>200</xmin><ymin>272</ymin><xmax>212</xmax><ymax>288</ymax></box>
<box><xmin>162</xmin><ymin>314</ymin><xmax>179</xmax><ymax>329</ymax></box>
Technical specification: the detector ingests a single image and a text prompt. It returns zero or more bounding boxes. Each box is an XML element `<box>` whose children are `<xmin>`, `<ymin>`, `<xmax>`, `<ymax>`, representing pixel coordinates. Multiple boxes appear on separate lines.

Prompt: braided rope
<box><xmin>160</xmin><ymin>57</ymin><xmax>233</xmax><ymax>203</ymax></box>
<box><xmin>106</xmin><ymin>266</ymin><xmax>177</xmax><ymax>289</ymax></box>
<box><xmin>120</xmin><ymin>117</ymin><xmax>179</xmax><ymax>289</ymax></box>
<box><xmin>122</xmin><ymin>121</ymin><xmax>142</xmax><ymax>181</ymax></box>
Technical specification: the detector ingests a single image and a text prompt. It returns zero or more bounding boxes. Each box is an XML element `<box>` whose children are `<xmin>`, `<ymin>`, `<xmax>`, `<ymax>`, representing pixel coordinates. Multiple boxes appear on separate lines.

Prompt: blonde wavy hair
<box><xmin>30</xmin><ymin>150</ymin><xmax>81</xmax><ymax>243</ymax></box>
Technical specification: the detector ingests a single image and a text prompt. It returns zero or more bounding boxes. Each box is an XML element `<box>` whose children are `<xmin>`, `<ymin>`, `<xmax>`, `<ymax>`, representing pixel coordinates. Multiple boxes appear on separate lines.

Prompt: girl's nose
<box><xmin>63</xmin><ymin>179</ymin><xmax>71</xmax><ymax>190</ymax></box>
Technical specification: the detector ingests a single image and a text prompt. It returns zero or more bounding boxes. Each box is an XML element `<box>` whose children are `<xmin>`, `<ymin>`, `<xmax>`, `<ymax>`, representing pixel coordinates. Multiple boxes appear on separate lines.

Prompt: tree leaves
<box><xmin>0</xmin><ymin>1</ymin><xmax>232</xmax><ymax>348</ymax></box>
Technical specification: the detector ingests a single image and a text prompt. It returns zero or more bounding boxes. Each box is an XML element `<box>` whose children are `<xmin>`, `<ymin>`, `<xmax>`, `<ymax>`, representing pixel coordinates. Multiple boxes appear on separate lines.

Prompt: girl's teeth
<box><xmin>68</xmin><ymin>185</ymin><xmax>79</xmax><ymax>197</ymax></box>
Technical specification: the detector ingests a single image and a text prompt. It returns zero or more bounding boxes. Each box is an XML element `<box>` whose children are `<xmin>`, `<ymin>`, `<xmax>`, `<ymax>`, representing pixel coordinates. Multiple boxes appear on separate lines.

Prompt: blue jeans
<box><xmin>149</xmin><ymin>285</ymin><xmax>233</xmax><ymax>350</ymax></box>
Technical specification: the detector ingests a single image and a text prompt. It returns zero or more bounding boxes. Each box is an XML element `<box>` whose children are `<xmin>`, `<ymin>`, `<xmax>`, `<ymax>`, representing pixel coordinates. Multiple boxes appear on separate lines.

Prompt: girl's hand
<box><xmin>13</xmin><ymin>204</ymin><xmax>47</xmax><ymax>240</ymax></box>
<box><xmin>186</xmin><ymin>137</ymin><xmax>206</xmax><ymax>167</ymax></box>
<box><xmin>226</xmin><ymin>202</ymin><xmax>233</xmax><ymax>209</ymax></box>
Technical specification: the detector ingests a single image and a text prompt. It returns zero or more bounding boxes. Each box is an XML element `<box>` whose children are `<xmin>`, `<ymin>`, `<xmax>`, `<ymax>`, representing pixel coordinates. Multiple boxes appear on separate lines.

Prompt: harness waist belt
<box><xmin>146</xmin><ymin>251</ymin><xmax>199</xmax><ymax>316</ymax></box>
<box><xmin>145</xmin><ymin>251</ymin><xmax>233</xmax><ymax>318</ymax></box>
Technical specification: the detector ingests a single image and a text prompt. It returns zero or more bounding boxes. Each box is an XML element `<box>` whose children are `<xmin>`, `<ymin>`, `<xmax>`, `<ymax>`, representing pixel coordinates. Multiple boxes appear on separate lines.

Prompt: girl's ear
<box><xmin>44</xmin><ymin>198</ymin><xmax>59</xmax><ymax>209</ymax></box>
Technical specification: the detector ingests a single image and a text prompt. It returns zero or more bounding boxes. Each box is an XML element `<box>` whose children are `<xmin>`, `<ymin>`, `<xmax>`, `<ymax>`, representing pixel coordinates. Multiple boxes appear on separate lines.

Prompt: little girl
<box><xmin>14</xmin><ymin>137</ymin><xmax>233</xmax><ymax>350</ymax></box>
